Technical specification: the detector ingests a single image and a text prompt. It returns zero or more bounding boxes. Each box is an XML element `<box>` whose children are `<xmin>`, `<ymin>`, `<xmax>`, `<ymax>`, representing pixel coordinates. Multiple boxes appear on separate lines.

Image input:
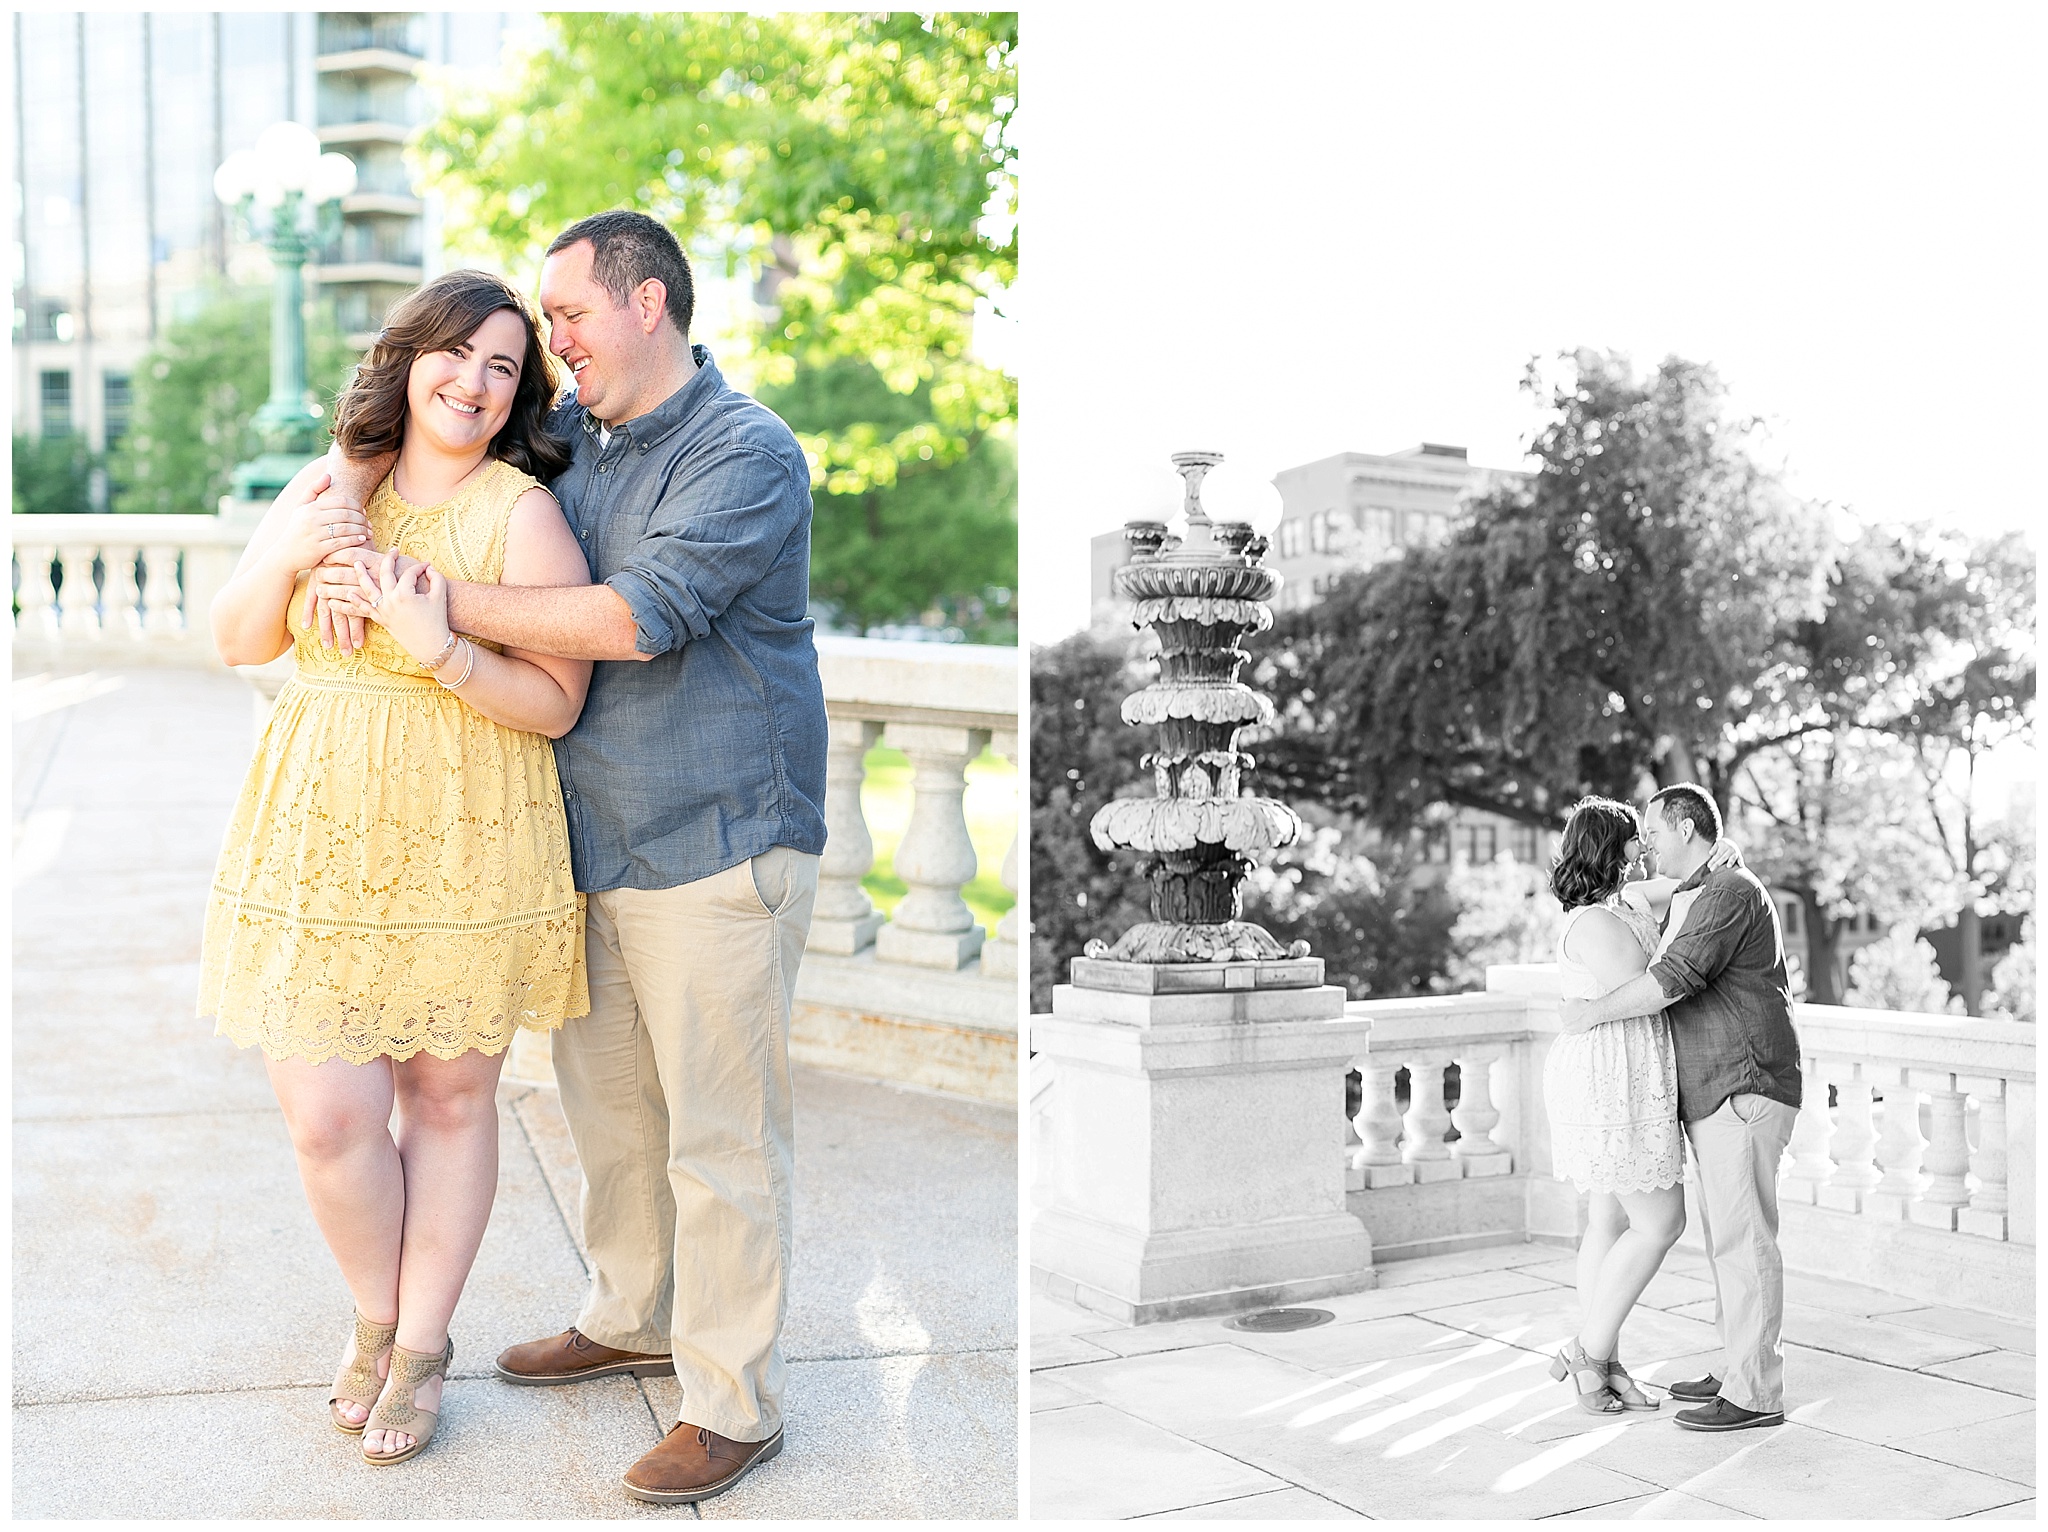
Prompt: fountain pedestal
<box><xmin>1031</xmin><ymin>980</ymin><xmax>1372</xmax><ymax>1323</ymax></box>
<box><xmin>1031</xmin><ymin>451</ymin><xmax>1375</xmax><ymax>1322</ymax></box>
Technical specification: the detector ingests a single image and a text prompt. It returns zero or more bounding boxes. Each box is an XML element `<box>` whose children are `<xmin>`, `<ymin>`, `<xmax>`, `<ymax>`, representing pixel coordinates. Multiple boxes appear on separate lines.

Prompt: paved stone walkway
<box><xmin>1032</xmin><ymin>1243</ymin><xmax>2034</xmax><ymax>1519</ymax></box>
<box><xmin>13</xmin><ymin>666</ymin><xmax>1017</xmax><ymax>1518</ymax></box>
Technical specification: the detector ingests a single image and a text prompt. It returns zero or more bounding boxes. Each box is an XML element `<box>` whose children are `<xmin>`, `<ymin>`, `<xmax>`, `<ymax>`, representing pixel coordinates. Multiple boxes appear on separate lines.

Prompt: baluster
<box><xmin>809</xmin><ymin>715</ymin><xmax>885</xmax><ymax>955</ymax></box>
<box><xmin>1867</xmin><ymin>1070</ymin><xmax>1927</xmax><ymax>1220</ymax></box>
<box><xmin>142</xmin><ymin>545</ymin><xmax>185</xmax><ymax>634</ymax></box>
<box><xmin>1818</xmin><ymin>1068</ymin><xmax>1880</xmax><ymax>1212</ymax></box>
<box><xmin>981</xmin><ymin>727</ymin><xmax>1021</xmax><ymax>982</ymax></box>
<box><xmin>15</xmin><ymin>545</ymin><xmax>59</xmax><ymax>635</ymax></box>
<box><xmin>1401</xmin><ymin>1051</ymin><xmax>1459</xmax><ymax>1181</ymax></box>
<box><xmin>1352</xmin><ymin>1055</ymin><xmax>1411</xmax><ymax>1187</ymax></box>
<box><xmin>1784</xmin><ymin>1057</ymin><xmax>1835</xmax><ymax>1205</ymax></box>
<box><xmin>57</xmin><ymin>544</ymin><xmax>102</xmax><ymax>635</ymax></box>
<box><xmin>1451</xmin><ymin>1046</ymin><xmax>1512</xmax><ymax>1176</ymax></box>
<box><xmin>100</xmin><ymin>543</ymin><xmax>142</xmax><ymax>637</ymax></box>
<box><xmin>1909</xmin><ymin>1083</ymin><xmax>1973</xmax><ymax>1231</ymax></box>
<box><xmin>1342</xmin><ymin>1071</ymin><xmax>1365</xmax><ymax>1190</ymax></box>
<box><xmin>1957</xmin><ymin>1077</ymin><xmax>2009</xmax><ymax>1240</ymax></box>
<box><xmin>873</xmin><ymin>722</ymin><xmax>990</xmax><ymax>970</ymax></box>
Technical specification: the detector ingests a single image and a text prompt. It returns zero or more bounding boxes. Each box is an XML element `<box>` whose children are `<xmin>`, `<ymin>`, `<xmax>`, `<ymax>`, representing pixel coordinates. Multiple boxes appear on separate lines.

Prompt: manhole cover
<box><xmin>1224</xmin><ymin>1307</ymin><xmax>1334</xmax><ymax>1333</ymax></box>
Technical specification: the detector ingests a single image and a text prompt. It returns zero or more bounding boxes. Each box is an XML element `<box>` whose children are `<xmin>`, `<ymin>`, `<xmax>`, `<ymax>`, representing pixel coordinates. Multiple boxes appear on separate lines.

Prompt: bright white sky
<box><xmin>1018</xmin><ymin>4</ymin><xmax>2045</xmax><ymax>645</ymax></box>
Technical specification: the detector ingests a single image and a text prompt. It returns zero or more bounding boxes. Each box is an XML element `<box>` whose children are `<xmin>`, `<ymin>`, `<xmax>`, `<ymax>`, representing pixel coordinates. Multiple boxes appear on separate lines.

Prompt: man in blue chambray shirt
<box><xmin>310</xmin><ymin>211</ymin><xmax>825</xmax><ymax>1503</ymax></box>
<box><xmin>1560</xmin><ymin>784</ymin><xmax>1802</xmax><ymax>1437</ymax></box>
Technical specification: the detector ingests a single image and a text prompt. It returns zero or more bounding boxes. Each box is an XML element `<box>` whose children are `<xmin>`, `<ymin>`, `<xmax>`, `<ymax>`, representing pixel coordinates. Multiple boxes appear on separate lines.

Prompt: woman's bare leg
<box><xmin>364</xmin><ymin>1046</ymin><xmax>508</xmax><ymax>1456</ymax></box>
<box><xmin>1579</xmin><ymin>1183</ymin><xmax>1686</xmax><ymax>1360</ymax></box>
<box><xmin>1576</xmin><ymin>1192</ymin><xmax>1626</xmax><ymax>1337</ymax></box>
<box><xmin>266</xmin><ymin>1054</ymin><xmax>404</xmax><ymax>1426</ymax></box>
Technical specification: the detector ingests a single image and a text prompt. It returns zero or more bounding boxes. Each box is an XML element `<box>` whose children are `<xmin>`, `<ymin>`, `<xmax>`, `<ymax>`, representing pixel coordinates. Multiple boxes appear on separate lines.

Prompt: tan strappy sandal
<box><xmin>1548</xmin><ymin>1337</ymin><xmax>1625</xmax><ymax>1415</ymax></box>
<box><xmin>1599</xmin><ymin>1351</ymin><xmax>1662</xmax><ymax>1411</ymax></box>
<box><xmin>361</xmin><ymin>1338</ymin><xmax>454</xmax><ymax>1465</ymax></box>
<box><xmin>330</xmin><ymin>1311</ymin><xmax>400</xmax><ymax>1434</ymax></box>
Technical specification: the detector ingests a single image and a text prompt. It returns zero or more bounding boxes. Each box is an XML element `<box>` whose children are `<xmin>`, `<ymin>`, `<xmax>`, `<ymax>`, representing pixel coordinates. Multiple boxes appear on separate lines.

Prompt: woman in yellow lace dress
<box><xmin>198</xmin><ymin>270</ymin><xmax>590</xmax><ymax>1465</ymax></box>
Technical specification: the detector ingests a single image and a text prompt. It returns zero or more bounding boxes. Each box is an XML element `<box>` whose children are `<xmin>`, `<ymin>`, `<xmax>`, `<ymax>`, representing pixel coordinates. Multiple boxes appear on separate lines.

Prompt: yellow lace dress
<box><xmin>198</xmin><ymin>458</ymin><xmax>588</xmax><ymax>1063</ymax></box>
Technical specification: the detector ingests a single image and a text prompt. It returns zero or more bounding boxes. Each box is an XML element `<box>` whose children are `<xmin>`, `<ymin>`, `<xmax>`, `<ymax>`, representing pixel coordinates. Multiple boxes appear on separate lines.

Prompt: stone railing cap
<box><xmin>816</xmin><ymin>635</ymin><xmax>1017</xmax><ymax>719</ymax></box>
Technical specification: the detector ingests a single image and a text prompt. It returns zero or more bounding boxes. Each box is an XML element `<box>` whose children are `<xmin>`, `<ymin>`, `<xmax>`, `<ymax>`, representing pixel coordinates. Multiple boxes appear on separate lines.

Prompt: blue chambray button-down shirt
<box><xmin>547</xmin><ymin>346</ymin><xmax>827</xmax><ymax>892</ymax></box>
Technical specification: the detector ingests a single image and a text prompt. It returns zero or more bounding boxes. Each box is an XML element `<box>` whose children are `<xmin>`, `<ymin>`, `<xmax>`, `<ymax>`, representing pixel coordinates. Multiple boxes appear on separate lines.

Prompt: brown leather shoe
<box><xmin>492</xmin><ymin>1328</ymin><xmax>674</xmax><ymax>1386</ymax></box>
<box><xmin>622</xmin><ymin>1421</ymin><xmax>784</xmax><ymax>1504</ymax></box>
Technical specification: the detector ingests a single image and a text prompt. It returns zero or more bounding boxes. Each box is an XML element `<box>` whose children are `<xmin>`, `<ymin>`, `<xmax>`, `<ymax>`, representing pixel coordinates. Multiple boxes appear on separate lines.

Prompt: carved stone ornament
<box><xmin>1083</xmin><ymin>452</ymin><xmax>1312</xmax><ymax>967</ymax></box>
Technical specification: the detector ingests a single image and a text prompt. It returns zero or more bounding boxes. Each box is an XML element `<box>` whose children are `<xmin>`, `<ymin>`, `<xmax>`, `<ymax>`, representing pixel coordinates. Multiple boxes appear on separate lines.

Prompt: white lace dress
<box><xmin>1544</xmin><ymin>897</ymin><xmax>1684</xmax><ymax>1194</ymax></box>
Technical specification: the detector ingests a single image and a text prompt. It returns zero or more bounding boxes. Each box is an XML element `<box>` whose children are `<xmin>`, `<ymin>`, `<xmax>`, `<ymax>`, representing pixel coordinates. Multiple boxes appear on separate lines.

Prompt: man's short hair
<box><xmin>1648</xmin><ymin>783</ymin><xmax>1722</xmax><ymax>846</ymax></box>
<box><xmin>547</xmin><ymin>210</ymin><xmax>694</xmax><ymax>338</ymax></box>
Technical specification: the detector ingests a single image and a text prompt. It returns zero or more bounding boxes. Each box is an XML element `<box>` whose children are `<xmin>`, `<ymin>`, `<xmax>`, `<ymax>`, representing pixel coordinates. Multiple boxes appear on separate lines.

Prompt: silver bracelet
<box><xmin>420</xmin><ymin>631</ymin><xmax>462</xmax><ymax>672</ymax></box>
<box><xmin>437</xmin><ymin>637</ymin><xmax>477</xmax><ymax>689</ymax></box>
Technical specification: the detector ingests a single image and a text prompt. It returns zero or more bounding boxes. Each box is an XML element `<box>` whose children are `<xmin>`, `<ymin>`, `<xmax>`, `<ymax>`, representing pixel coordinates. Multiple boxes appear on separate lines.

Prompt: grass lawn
<box><xmin>859</xmin><ymin>743</ymin><xmax>1016</xmax><ymax>936</ymax></box>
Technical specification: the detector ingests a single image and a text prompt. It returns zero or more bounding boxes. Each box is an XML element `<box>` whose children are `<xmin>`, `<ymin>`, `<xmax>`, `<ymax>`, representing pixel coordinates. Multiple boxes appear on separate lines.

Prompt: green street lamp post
<box><xmin>213</xmin><ymin>121</ymin><xmax>357</xmax><ymax>504</ymax></box>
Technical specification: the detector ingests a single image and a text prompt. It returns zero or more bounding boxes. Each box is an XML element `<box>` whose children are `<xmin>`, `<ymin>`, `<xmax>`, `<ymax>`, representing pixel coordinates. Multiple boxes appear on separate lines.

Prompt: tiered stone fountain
<box><xmin>1033</xmin><ymin>452</ymin><xmax>1371</xmax><ymax>1324</ymax></box>
<box><xmin>1075</xmin><ymin>451</ymin><xmax>1319</xmax><ymax>990</ymax></box>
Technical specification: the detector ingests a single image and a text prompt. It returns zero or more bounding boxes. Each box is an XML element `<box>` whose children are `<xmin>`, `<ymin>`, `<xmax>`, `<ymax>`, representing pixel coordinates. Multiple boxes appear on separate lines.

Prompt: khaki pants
<box><xmin>1685</xmin><ymin>1091</ymin><xmax>1800</xmax><ymax>1413</ymax></box>
<box><xmin>552</xmin><ymin>846</ymin><xmax>818</xmax><ymax>1441</ymax></box>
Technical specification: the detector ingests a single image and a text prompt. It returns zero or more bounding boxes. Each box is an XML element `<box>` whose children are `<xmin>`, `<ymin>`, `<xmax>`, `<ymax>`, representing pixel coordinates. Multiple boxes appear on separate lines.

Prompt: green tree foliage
<box><xmin>1985</xmin><ymin>917</ymin><xmax>2035</xmax><ymax>1024</ymax></box>
<box><xmin>1842</xmin><ymin>927</ymin><xmax>1965</xmax><ymax>1016</ymax></box>
<box><xmin>1254</xmin><ymin>351</ymin><xmax>1831</xmax><ymax>830</ymax></box>
<box><xmin>107</xmin><ymin>287</ymin><xmax>355</xmax><ymax>515</ymax></box>
<box><xmin>1242</xmin><ymin>821</ymin><xmax>1458</xmax><ymax>1001</ymax></box>
<box><xmin>417</xmin><ymin>13</ymin><xmax>1018</xmax><ymax>634</ymax></box>
<box><xmin>1445</xmin><ymin>852</ymin><xmax>1563</xmax><ymax>991</ymax></box>
<box><xmin>1029</xmin><ymin>629</ymin><xmax>1151</xmax><ymax>1012</ymax></box>
<box><xmin>1253</xmin><ymin>348</ymin><xmax>2033</xmax><ymax>1008</ymax></box>
<box><xmin>1887</xmin><ymin>531</ymin><xmax>2035</xmax><ymax>1012</ymax></box>
<box><xmin>761</xmin><ymin>361</ymin><xmax>1014</xmax><ymax>638</ymax></box>
<box><xmin>1731</xmin><ymin>527</ymin><xmax>2033</xmax><ymax>1005</ymax></box>
<box><xmin>10</xmin><ymin>434</ymin><xmax>97</xmax><ymax>514</ymax></box>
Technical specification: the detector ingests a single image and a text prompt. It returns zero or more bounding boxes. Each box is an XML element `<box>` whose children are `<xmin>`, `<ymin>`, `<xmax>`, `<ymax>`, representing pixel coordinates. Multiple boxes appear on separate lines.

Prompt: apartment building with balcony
<box><xmin>10</xmin><ymin>11</ymin><xmax>518</xmax><ymax>489</ymax></box>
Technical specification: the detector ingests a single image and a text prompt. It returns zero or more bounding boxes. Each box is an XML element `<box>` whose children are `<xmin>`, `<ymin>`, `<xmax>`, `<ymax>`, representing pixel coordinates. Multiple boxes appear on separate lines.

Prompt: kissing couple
<box><xmin>199</xmin><ymin>209</ymin><xmax>827</xmax><ymax>1504</ymax></box>
<box><xmin>1543</xmin><ymin>785</ymin><xmax>1804</xmax><ymax>1433</ymax></box>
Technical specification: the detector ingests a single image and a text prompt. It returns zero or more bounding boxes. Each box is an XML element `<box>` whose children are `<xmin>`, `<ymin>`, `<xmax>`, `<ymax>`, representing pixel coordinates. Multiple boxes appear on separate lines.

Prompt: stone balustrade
<box><xmin>1031</xmin><ymin>960</ymin><xmax>2034</xmax><ymax>1315</ymax></box>
<box><xmin>1780</xmin><ymin>1003</ymin><xmax>2033</xmax><ymax>1245</ymax></box>
<box><xmin>1346</xmin><ymin>964</ymin><xmax>2032</xmax><ymax>1314</ymax></box>
<box><xmin>12</xmin><ymin>513</ymin><xmax>255</xmax><ymax>661</ymax></box>
<box><xmin>12</xmin><ymin>512</ymin><xmax>1021</xmax><ymax>1103</ymax></box>
<box><xmin>1346</xmin><ymin>994</ymin><xmax>1530</xmax><ymax>1189</ymax></box>
<box><xmin>801</xmin><ymin>637</ymin><xmax>1019</xmax><ymax>1099</ymax></box>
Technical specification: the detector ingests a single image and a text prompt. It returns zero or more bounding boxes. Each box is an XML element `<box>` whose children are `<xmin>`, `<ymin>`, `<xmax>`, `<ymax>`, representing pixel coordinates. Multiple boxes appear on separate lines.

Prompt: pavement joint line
<box><xmin>790</xmin><ymin>1343</ymin><xmax>1015</xmax><ymax>1364</ymax></box>
<box><xmin>15</xmin><ymin>1367</ymin><xmax>567</xmax><ymax>1407</ymax></box>
<box><xmin>16</xmin><ymin>696</ymin><xmax>76</xmax><ymax>813</ymax></box>
<box><xmin>21</xmin><ymin>1344</ymin><xmax>1022</xmax><ymax>1408</ymax></box>
<box><xmin>1876</xmin><ymin>1431</ymin><xmax>2040</xmax><ymax>1490</ymax></box>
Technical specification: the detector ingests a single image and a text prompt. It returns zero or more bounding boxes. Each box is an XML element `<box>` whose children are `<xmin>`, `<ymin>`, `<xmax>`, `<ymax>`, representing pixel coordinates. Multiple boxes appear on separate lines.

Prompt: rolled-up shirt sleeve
<box><xmin>1648</xmin><ymin>886</ymin><xmax>1748</xmax><ymax>1004</ymax></box>
<box><xmin>606</xmin><ymin>447</ymin><xmax>809</xmax><ymax>656</ymax></box>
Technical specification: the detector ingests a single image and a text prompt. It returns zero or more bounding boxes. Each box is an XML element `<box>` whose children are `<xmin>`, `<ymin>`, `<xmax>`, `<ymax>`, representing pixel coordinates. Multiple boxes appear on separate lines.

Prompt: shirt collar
<box><xmin>1673</xmin><ymin>858</ymin><xmax>1717</xmax><ymax>897</ymax></box>
<box><xmin>578</xmin><ymin>344</ymin><xmax>720</xmax><ymax>453</ymax></box>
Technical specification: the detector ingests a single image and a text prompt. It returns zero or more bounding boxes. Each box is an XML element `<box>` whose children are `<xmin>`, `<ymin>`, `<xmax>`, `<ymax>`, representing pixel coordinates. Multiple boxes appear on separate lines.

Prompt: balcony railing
<box><xmin>12</xmin><ymin>514</ymin><xmax>248</xmax><ymax>647</ymax></box>
<box><xmin>316</xmin><ymin>15</ymin><xmax>424</xmax><ymax>58</ymax></box>
<box><xmin>1030</xmin><ymin>961</ymin><xmax>2033</xmax><ymax>1316</ymax></box>
<box><xmin>12</xmin><ymin>511</ymin><xmax>1021</xmax><ymax>1102</ymax></box>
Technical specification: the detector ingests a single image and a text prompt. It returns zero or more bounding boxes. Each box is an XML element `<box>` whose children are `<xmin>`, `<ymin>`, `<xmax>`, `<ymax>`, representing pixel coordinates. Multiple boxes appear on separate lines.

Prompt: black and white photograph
<box><xmin>1023</xmin><ymin>6</ymin><xmax>2037</xmax><ymax>1520</ymax></box>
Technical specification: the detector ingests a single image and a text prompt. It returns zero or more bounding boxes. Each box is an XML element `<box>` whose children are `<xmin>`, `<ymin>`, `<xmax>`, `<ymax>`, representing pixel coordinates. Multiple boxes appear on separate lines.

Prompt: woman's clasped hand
<box><xmin>356</xmin><ymin>549</ymin><xmax>455</xmax><ymax>669</ymax></box>
<box><xmin>274</xmin><ymin>487</ymin><xmax>373</xmax><ymax>578</ymax></box>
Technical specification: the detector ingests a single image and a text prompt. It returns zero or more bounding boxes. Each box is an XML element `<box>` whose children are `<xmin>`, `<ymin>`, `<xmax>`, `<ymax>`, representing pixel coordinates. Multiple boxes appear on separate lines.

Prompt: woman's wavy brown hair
<box><xmin>1549</xmin><ymin>796</ymin><xmax>1641</xmax><ymax>910</ymax></box>
<box><xmin>331</xmin><ymin>269</ymin><xmax>570</xmax><ymax>480</ymax></box>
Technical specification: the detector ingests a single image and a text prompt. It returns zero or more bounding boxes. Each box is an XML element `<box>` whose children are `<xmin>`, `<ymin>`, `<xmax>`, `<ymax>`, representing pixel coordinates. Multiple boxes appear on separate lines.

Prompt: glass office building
<box><xmin>10</xmin><ymin>11</ymin><xmax>521</xmax><ymax>490</ymax></box>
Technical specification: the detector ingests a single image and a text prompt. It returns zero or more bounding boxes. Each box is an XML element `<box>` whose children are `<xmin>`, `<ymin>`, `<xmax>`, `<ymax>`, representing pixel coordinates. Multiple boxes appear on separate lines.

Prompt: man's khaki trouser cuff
<box><xmin>551</xmin><ymin>847</ymin><xmax>818</xmax><ymax>1439</ymax></box>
